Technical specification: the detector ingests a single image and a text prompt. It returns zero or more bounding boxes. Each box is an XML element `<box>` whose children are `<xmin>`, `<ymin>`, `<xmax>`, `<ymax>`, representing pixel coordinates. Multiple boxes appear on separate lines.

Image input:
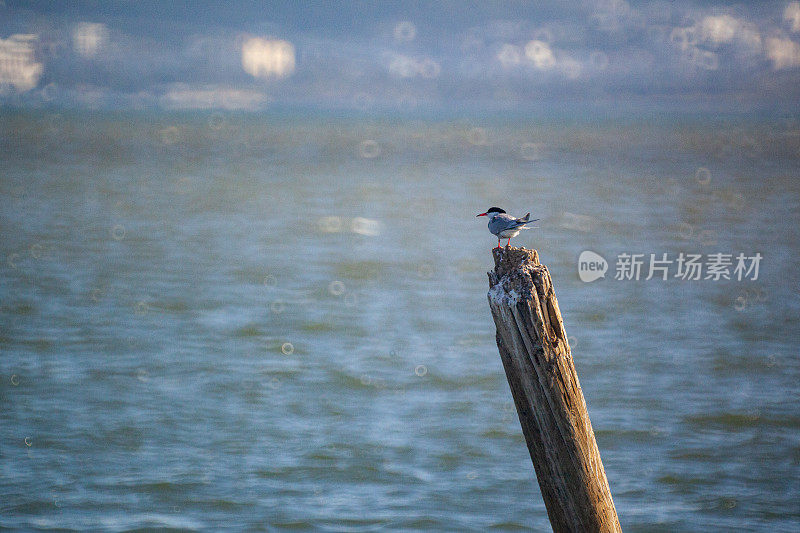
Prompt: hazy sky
<box><xmin>1</xmin><ymin>1</ymin><xmax>799</xmax><ymax>112</ymax></box>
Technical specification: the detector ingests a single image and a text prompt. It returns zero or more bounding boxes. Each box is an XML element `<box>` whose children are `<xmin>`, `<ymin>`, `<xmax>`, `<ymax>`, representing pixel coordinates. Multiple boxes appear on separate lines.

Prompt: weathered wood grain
<box><xmin>488</xmin><ymin>246</ymin><xmax>621</xmax><ymax>533</ymax></box>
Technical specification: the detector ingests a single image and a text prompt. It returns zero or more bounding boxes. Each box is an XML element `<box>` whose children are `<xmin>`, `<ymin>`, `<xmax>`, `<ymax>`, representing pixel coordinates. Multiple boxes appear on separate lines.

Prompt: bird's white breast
<box><xmin>497</xmin><ymin>228</ymin><xmax>521</xmax><ymax>238</ymax></box>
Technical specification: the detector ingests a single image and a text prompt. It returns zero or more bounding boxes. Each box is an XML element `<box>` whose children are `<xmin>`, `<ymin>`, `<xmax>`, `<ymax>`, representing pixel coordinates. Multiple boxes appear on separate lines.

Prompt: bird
<box><xmin>476</xmin><ymin>207</ymin><xmax>538</xmax><ymax>248</ymax></box>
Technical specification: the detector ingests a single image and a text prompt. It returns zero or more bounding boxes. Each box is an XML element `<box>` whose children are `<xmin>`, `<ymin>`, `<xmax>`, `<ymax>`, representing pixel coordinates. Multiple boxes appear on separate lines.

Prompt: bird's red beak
<box><xmin>476</xmin><ymin>212</ymin><xmax>487</xmax><ymax>217</ymax></box>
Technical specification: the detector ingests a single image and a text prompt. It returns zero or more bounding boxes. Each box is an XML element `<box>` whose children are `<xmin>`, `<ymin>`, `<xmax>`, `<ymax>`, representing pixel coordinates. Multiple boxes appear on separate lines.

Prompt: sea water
<box><xmin>1</xmin><ymin>110</ymin><xmax>798</xmax><ymax>531</ymax></box>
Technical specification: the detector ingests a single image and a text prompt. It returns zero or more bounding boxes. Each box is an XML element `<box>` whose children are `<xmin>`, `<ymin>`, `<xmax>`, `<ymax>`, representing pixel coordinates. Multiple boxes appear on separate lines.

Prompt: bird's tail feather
<box><xmin>514</xmin><ymin>214</ymin><xmax>538</xmax><ymax>228</ymax></box>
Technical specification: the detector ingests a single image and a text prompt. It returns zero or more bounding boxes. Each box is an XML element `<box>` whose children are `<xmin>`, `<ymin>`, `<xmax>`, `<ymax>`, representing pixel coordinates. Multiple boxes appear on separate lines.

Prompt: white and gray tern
<box><xmin>476</xmin><ymin>207</ymin><xmax>538</xmax><ymax>248</ymax></box>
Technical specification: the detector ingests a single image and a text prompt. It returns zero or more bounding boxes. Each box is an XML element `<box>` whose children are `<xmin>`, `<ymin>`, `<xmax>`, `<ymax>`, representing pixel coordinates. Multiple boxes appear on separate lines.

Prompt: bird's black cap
<box><xmin>487</xmin><ymin>207</ymin><xmax>506</xmax><ymax>214</ymax></box>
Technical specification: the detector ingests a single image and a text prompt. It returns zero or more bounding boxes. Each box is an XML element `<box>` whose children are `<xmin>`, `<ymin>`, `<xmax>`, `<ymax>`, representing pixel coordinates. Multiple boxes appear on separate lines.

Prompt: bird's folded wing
<box><xmin>511</xmin><ymin>217</ymin><xmax>539</xmax><ymax>228</ymax></box>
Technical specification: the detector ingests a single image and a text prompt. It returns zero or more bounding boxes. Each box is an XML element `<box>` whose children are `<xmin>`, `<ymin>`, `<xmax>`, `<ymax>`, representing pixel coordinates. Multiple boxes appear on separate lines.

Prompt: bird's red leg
<box><xmin>506</xmin><ymin>238</ymin><xmax>511</xmax><ymax>247</ymax></box>
<box><xmin>496</xmin><ymin>239</ymin><xmax>501</xmax><ymax>249</ymax></box>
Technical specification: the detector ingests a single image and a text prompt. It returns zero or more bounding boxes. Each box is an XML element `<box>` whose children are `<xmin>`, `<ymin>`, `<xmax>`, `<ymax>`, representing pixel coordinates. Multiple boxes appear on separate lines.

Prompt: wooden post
<box><xmin>487</xmin><ymin>247</ymin><xmax>621</xmax><ymax>533</ymax></box>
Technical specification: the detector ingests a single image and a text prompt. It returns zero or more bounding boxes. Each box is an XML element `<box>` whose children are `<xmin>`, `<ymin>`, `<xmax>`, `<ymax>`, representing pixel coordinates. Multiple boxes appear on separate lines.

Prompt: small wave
<box><xmin>488</xmin><ymin>520</ymin><xmax>531</xmax><ymax>530</ymax></box>
<box><xmin>233</xmin><ymin>324</ymin><xmax>264</xmax><ymax>337</ymax></box>
<box><xmin>685</xmin><ymin>412</ymin><xmax>800</xmax><ymax>429</ymax></box>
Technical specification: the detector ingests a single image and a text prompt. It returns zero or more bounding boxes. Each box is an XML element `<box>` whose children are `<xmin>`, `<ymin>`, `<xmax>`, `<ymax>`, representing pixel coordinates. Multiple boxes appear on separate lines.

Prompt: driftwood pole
<box><xmin>487</xmin><ymin>247</ymin><xmax>621</xmax><ymax>533</ymax></box>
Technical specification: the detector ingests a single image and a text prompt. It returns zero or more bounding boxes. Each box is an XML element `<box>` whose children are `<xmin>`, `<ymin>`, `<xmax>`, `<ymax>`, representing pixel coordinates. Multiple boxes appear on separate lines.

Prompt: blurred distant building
<box><xmin>72</xmin><ymin>22</ymin><xmax>108</xmax><ymax>58</ymax></box>
<box><xmin>0</xmin><ymin>34</ymin><xmax>42</xmax><ymax>93</ymax></box>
